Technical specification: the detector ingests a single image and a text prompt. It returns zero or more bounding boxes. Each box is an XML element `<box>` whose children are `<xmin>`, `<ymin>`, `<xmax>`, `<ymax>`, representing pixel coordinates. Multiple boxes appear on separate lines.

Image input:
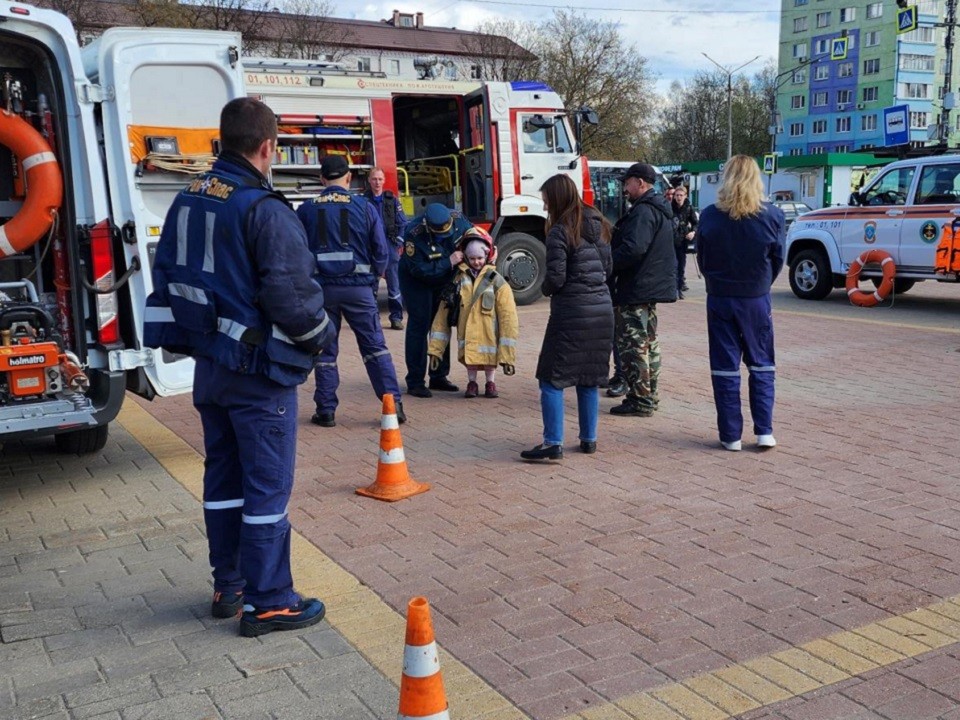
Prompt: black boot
<box><xmin>429</xmin><ymin>377</ymin><xmax>459</xmax><ymax>392</ymax></box>
<box><xmin>606</xmin><ymin>376</ymin><xmax>626</xmax><ymax>398</ymax></box>
<box><xmin>520</xmin><ymin>443</ymin><xmax>563</xmax><ymax>461</ymax></box>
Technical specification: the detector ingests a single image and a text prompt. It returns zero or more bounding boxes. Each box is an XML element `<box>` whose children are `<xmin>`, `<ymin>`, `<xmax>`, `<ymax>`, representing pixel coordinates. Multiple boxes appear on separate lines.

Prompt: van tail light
<box><xmin>581</xmin><ymin>157</ymin><xmax>595</xmax><ymax>207</ymax></box>
<box><xmin>89</xmin><ymin>220</ymin><xmax>119</xmax><ymax>345</ymax></box>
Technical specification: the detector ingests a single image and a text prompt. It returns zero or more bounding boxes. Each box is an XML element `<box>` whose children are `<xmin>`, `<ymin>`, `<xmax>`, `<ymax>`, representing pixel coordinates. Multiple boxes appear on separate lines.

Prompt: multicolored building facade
<box><xmin>776</xmin><ymin>0</ymin><xmax>943</xmax><ymax>155</ymax></box>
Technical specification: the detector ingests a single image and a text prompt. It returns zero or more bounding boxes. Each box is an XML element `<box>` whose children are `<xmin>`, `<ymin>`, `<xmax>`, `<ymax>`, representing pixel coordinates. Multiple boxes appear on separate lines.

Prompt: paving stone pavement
<box><xmin>5</xmin><ymin>273</ymin><xmax>960</xmax><ymax>720</ymax></box>
<box><xmin>0</xmin><ymin>422</ymin><xmax>398</xmax><ymax>719</ymax></box>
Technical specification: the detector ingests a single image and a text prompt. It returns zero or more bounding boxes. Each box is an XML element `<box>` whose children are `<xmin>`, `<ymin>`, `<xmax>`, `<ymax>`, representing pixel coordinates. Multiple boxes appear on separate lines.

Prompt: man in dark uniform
<box><xmin>144</xmin><ymin>98</ymin><xmax>333</xmax><ymax>638</ymax></box>
<box><xmin>297</xmin><ymin>156</ymin><xmax>405</xmax><ymax>427</ymax></box>
<box><xmin>398</xmin><ymin>203</ymin><xmax>472</xmax><ymax>398</ymax></box>
<box><xmin>364</xmin><ymin>167</ymin><xmax>407</xmax><ymax>330</ymax></box>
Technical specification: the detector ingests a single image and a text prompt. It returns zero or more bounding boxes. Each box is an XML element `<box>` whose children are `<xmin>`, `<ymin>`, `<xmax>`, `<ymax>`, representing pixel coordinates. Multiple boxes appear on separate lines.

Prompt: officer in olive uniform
<box><xmin>398</xmin><ymin>203</ymin><xmax>472</xmax><ymax>397</ymax></box>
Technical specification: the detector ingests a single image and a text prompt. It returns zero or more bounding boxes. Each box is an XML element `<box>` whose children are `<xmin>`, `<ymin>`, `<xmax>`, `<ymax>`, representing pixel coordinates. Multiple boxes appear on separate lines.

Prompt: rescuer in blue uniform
<box><xmin>143</xmin><ymin>98</ymin><xmax>333</xmax><ymax>638</ymax></box>
<box><xmin>364</xmin><ymin>167</ymin><xmax>407</xmax><ymax>330</ymax></box>
<box><xmin>297</xmin><ymin>155</ymin><xmax>405</xmax><ymax>426</ymax></box>
<box><xmin>398</xmin><ymin>203</ymin><xmax>473</xmax><ymax>397</ymax></box>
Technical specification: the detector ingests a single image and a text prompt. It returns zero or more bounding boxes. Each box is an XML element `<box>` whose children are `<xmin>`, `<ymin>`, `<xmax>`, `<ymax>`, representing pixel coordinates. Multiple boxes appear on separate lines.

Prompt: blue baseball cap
<box><xmin>424</xmin><ymin>203</ymin><xmax>453</xmax><ymax>234</ymax></box>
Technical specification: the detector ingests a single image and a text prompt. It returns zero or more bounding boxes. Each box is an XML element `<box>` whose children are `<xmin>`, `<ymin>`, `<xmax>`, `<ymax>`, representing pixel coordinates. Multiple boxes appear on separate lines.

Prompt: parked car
<box><xmin>773</xmin><ymin>201</ymin><xmax>813</xmax><ymax>227</ymax></box>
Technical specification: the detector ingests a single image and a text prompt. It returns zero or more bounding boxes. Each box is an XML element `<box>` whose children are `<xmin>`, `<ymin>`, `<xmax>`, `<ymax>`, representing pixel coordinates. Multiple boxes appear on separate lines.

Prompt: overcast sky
<box><xmin>354</xmin><ymin>0</ymin><xmax>781</xmax><ymax>92</ymax></box>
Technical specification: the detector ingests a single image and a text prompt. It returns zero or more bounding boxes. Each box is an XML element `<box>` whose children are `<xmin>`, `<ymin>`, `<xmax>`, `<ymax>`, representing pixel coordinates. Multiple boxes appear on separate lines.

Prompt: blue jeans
<box><xmin>539</xmin><ymin>381</ymin><xmax>599</xmax><ymax>445</ymax></box>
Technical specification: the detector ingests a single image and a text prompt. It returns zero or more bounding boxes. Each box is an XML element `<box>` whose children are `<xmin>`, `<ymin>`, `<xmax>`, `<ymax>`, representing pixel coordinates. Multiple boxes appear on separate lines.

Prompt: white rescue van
<box><xmin>0</xmin><ymin>2</ymin><xmax>243</xmax><ymax>451</ymax></box>
<box><xmin>785</xmin><ymin>154</ymin><xmax>960</xmax><ymax>300</ymax></box>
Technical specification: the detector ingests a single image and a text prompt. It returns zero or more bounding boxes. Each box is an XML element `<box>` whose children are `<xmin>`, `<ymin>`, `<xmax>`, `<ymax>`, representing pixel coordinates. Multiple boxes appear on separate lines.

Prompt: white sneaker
<box><xmin>721</xmin><ymin>440</ymin><xmax>742</xmax><ymax>452</ymax></box>
<box><xmin>757</xmin><ymin>434</ymin><xmax>777</xmax><ymax>449</ymax></box>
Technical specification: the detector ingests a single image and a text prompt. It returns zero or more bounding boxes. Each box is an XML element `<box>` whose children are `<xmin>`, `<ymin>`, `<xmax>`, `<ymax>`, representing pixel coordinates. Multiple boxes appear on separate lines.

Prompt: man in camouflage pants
<box><xmin>610</xmin><ymin>163</ymin><xmax>677</xmax><ymax>416</ymax></box>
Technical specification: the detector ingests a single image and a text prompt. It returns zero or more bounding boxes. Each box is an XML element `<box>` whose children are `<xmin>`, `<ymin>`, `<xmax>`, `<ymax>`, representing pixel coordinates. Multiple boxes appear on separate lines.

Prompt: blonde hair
<box><xmin>716</xmin><ymin>155</ymin><xmax>764</xmax><ymax>220</ymax></box>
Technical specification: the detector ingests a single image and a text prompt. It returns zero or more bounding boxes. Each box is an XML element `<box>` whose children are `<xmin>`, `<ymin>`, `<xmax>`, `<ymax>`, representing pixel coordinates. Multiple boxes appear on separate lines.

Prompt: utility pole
<box><xmin>702</xmin><ymin>53</ymin><xmax>761</xmax><ymax>158</ymax></box>
<box><xmin>767</xmin><ymin>58</ymin><xmax>819</xmax><ymax>193</ymax></box>
<box><xmin>942</xmin><ymin>0</ymin><xmax>957</xmax><ymax>145</ymax></box>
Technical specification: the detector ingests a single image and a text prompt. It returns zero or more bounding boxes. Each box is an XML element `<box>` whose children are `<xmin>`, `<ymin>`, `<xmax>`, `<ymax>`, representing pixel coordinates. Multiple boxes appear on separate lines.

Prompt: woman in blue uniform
<box><xmin>696</xmin><ymin>155</ymin><xmax>785</xmax><ymax>452</ymax></box>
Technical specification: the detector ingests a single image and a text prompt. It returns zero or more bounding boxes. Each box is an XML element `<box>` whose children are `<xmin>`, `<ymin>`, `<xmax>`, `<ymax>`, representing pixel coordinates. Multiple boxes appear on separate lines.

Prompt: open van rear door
<box><xmin>83</xmin><ymin>28</ymin><xmax>245</xmax><ymax>396</ymax></box>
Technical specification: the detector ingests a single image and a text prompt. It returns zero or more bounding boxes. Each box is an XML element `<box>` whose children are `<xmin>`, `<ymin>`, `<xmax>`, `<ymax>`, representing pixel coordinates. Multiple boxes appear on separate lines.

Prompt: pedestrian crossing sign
<box><xmin>831</xmin><ymin>37</ymin><xmax>848</xmax><ymax>60</ymax></box>
<box><xmin>763</xmin><ymin>154</ymin><xmax>777</xmax><ymax>175</ymax></box>
<box><xmin>897</xmin><ymin>6</ymin><xmax>918</xmax><ymax>34</ymax></box>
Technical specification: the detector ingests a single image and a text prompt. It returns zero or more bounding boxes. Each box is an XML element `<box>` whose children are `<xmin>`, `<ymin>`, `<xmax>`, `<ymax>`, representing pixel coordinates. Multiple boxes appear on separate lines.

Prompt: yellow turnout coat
<box><xmin>428</xmin><ymin>263</ymin><xmax>519</xmax><ymax>367</ymax></box>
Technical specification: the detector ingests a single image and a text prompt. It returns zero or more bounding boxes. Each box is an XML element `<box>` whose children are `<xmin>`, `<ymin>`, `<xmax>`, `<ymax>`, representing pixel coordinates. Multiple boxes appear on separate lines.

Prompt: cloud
<box><xmin>344</xmin><ymin>0</ymin><xmax>780</xmax><ymax>93</ymax></box>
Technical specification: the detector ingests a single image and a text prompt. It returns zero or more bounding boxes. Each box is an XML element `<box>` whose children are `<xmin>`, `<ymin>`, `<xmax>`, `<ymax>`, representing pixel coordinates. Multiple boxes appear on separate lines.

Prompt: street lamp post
<box><xmin>702</xmin><ymin>52</ymin><xmax>761</xmax><ymax>159</ymax></box>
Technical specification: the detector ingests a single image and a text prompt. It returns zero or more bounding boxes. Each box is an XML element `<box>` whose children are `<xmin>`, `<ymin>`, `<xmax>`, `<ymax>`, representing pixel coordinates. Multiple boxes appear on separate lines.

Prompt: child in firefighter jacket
<box><xmin>428</xmin><ymin>228</ymin><xmax>519</xmax><ymax>398</ymax></box>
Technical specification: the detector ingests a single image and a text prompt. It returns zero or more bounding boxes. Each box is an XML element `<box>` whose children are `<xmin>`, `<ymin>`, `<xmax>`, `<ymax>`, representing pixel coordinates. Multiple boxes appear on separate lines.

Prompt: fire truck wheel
<box><xmin>789</xmin><ymin>248</ymin><xmax>833</xmax><ymax>300</ymax></box>
<box><xmin>496</xmin><ymin>232</ymin><xmax>546</xmax><ymax>306</ymax></box>
<box><xmin>871</xmin><ymin>277</ymin><xmax>915</xmax><ymax>295</ymax></box>
<box><xmin>54</xmin><ymin>424</ymin><xmax>109</xmax><ymax>454</ymax></box>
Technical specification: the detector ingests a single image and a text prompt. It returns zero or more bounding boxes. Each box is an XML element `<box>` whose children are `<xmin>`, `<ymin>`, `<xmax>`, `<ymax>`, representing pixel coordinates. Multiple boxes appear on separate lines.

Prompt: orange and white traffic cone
<box><xmin>356</xmin><ymin>394</ymin><xmax>430</xmax><ymax>502</ymax></box>
<box><xmin>399</xmin><ymin>597</ymin><xmax>449</xmax><ymax>720</ymax></box>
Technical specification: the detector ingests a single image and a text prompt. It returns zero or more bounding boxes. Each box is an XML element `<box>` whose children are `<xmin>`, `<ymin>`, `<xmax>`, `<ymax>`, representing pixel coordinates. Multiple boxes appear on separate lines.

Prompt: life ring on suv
<box><xmin>0</xmin><ymin>111</ymin><xmax>63</xmax><ymax>259</ymax></box>
<box><xmin>846</xmin><ymin>249</ymin><xmax>896</xmax><ymax>307</ymax></box>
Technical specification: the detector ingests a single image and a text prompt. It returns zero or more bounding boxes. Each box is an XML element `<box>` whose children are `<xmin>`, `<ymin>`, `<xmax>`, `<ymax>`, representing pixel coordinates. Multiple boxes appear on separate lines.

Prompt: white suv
<box><xmin>785</xmin><ymin>155</ymin><xmax>960</xmax><ymax>300</ymax></box>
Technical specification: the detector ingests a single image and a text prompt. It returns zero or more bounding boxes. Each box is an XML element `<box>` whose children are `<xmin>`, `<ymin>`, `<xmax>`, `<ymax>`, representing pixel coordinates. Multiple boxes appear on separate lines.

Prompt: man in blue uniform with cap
<box><xmin>399</xmin><ymin>203</ymin><xmax>472</xmax><ymax>397</ymax></box>
<box><xmin>297</xmin><ymin>155</ymin><xmax>405</xmax><ymax>426</ymax></box>
<box><xmin>144</xmin><ymin>97</ymin><xmax>333</xmax><ymax>637</ymax></box>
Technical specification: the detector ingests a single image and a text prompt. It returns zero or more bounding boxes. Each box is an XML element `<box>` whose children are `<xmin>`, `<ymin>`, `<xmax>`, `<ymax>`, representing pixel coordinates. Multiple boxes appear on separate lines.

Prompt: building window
<box><xmin>793</xmin><ymin>69</ymin><xmax>807</xmax><ymax>83</ymax></box>
<box><xmin>794</xmin><ymin>16</ymin><xmax>809</xmax><ymax>32</ymax></box>
<box><xmin>910</xmin><ymin>111</ymin><xmax>929</xmax><ymax>129</ymax></box>
<box><xmin>445</xmin><ymin>64</ymin><xmax>458</xmax><ymax>80</ymax></box>
<box><xmin>814</xmin><ymin>64</ymin><xmax>830</xmax><ymax>80</ymax></box>
<box><xmin>811</xmin><ymin>146</ymin><xmax>825</xmax><ymax>155</ymax></box>
<box><xmin>863</xmin><ymin>58</ymin><xmax>880</xmax><ymax>75</ymax></box>
<box><xmin>790</xmin><ymin>122</ymin><xmax>805</xmax><ymax>137</ymax></box>
<box><xmin>838</xmin><ymin>62</ymin><xmax>853</xmax><ymax>78</ymax></box>
<box><xmin>795</xmin><ymin>0</ymin><xmax>808</xmax><ymax>4</ymax></box>
<box><xmin>840</xmin><ymin>7</ymin><xmax>856</xmax><ymax>21</ymax></box>
<box><xmin>899</xmin><ymin>54</ymin><xmax>935</xmax><ymax>71</ymax></box>
<box><xmin>863</xmin><ymin>86</ymin><xmax>878</xmax><ymax>102</ymax></box>
<box><xmin>816</xmin><ymin>11</ymin><xmax>831</xmax><ymax>27</ymax></box>
<box><xmin>899</xmin><ymin>82</ymin><xmax>931</xmax><ymax>99</ymax></box>
<box><xmin>864</xmin><ymin>30</ymin><xmax>880</xmax><ymax>47</ymax></box>
<box><xmin>866</xmin><ymin>2</ymin><xmax>883</xmax><ymax>18</ymax></box>
<box><xmin>836</xmin><ymin>117</ymin><xmax>851</xmax><ymax>132</ymax></box>
<box><xmin>814</xmin><ymin>39</ymin><xmax>828</xmax><ymax>54</ymax></box>
<box><xmin>789</xmin><ymin>148</ymin><xmax>804</xmax><ymax>156</ymax></box>
<box><xmin>835</xmin><ymin>144</ymin><xmax>850</xmax><ymax>152</ymax></box>
<box><xmin>357</xmin><ymin>57</ymin><xmax>371</xmax><ymax>72</ymax></box>
<box><xmin>860</xmin><ymin>143</ymin><xmax>875</xmax><ymax>150</ymax></box>
<box><xmin>389</xmin><ymin>59</ymin><xmax>400</xmax><ymax>75</ymax></box>
<box><xmin>793</xmin><ymin>43</ymin><xmax>808</xmax><ymax>58</ymax></box>
<box><xmin>813</xmin><ymin>91</ymin><xmax>828</xmax><ymax>106</ymax></box>
<box><xmin>862</xmin><ymin>115</ymin><xmax>878</xmax><ymax>131</ymax></box>
<box><xmin>837</xmin><ymin>89</ymin><xmax>853</xmax><ymax>104</ymax></box>
<box><xmin>813</xmin><ymin>119</ymin><xmax>828</xmax><ymax>134</ymax></box>
<box><xmin>901</xmin><ymin>26</ymin><xmax>935</xmax><ymax>42</ymax></box>
<box><xmin>791</xmin><ymin>95</ymin><xmax>806</xmax><ymax>109</ymax></box>
<box><xmin>400</xmin><ymin>15</ymin><xmax>414</xmax><ymax>26</ymax></box>
<box><xmin>470</xmin><ymin>65</ymin><xmax>482</xmax><ymax>79</ymax></box>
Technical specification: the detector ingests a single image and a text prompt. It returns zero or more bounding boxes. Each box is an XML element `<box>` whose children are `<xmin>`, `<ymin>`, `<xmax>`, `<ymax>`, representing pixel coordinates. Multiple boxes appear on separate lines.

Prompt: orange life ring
<box><xmin>0</xmin><ymin>111</ymin><xmax>63</xmax><ymax>259</ymax></box>
<box><xmin>846</xmin><ymin>249</ymin><xmax>896</xmax><ymax>307</ymax></box>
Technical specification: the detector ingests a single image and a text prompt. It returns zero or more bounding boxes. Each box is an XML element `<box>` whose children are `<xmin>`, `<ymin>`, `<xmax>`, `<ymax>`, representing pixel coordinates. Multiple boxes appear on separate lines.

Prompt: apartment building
<box><xmin>777</xmin><ymin>0</ymin><xmax>943</xmax><ymax>154</ymax></box>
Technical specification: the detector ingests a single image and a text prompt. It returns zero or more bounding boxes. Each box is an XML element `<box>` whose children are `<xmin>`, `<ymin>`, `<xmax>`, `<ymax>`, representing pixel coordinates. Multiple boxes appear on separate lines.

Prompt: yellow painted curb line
<box><xmin>117</xmin><ymin>399</ymin><xmax>527</xmax><ymax>720</ymax></box>
<box><xmin>566</xmin><ymin>597</ymin><xmax>960</xmax><ymax>720</ymax></box>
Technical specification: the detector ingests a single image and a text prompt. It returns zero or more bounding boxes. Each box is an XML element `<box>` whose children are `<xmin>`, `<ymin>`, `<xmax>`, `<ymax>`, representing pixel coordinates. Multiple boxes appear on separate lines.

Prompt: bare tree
<box><xmin>536</xmin><ymin>10</ymin><xmax>656</xmax><ymax>159</ymax></box>
<box><xmin>32</xmin><ymin>0</ymin><xmax>108</xmax><ymax>41</ymax></box>
<box><xmin>130</xmin><ymin>0</ymin><xmax>196</xmax><ymax>28</ymax></box>
<box><xmin>461</xmin><ymin>19</ymin><xmax>541</xmax><ymax>82</ymax></box>
<box><xmin>262</xmin><ymin>0</ymin><xmax>353</xmax><ymax>61</ymax></box>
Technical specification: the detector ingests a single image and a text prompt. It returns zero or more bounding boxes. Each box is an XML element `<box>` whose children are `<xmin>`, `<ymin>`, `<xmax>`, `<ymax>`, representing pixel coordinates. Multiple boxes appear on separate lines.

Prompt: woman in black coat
<box><xmin>521</xmin><ymin>174</ymin><xmax>615</xmax><ymax>461</ymax></box>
